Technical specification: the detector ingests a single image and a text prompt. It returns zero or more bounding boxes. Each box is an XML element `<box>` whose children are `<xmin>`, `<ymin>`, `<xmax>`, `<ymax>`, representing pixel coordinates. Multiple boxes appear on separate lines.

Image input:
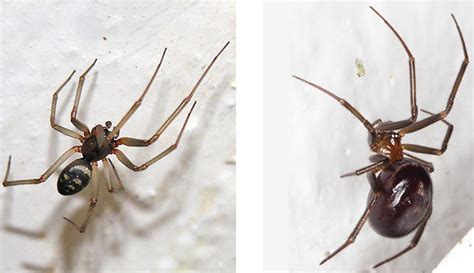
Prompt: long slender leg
<box><xmin>402</xmin><ymin>109</ymin><xmax>453</xmax><ymax>155</ymax></box>
<box><xmin>377</xmin><ymin>119</ymin><xmax>414</xmax><ymax>132</ymax></box>
<box><xmin>114</xmin><ymin>101</ymin><xmax>196</xmax><ymax>171</ymax></box>
<box><xmin>102</xmin><ymin>159</ymin><xmax>114</xmax><ymax>192</ymax></box>
<box><xmin>102</xmin><ymin>159</ymin><xmax>124</xmax><ymax>192</ymax></box>
<box><xmin>370</xmin><ymin>6</ymin><xmax>418</xmax><ymax>129</ymax></box>
<box><xmin>320</xmin><ymin>192</ymin><xmax>380</xmax><ymax>265</ymax></box>
<box><xmin>50</xmin><ymin>70</ymin><xmax>84</xmax><ymax>140</ymax></box>
<box><xmin>3</xmin><ymin>147</ymin><xmax>81</xmax><ymax>187</ymax></box>
<box><xmin>292</xmin><ymin>75</ymin><xmax>375</xmax><ymax>135</ymax></box>
<box><xmin>63</xmin><ymin>162</ymin><xmax>99</xmax><ymax>233</ymax></box>
<box><xmin>70</xmin><ymin>59</ymin><xmax>97</xmax><ymax>135</ymax></box>
<box><xmin>340</xmin><ymin>159</ymin><xmax>389</xmax><ymax>178</ymax></box>
<box><xmin>113</xmin><ymin>41</ymin><xmax>230</xmax><ymax>145</ymax></box>
<box><xmin>399</xmin><ymin>14</ymin><xmax>469</xmax><ymax>135</ymax></box>
<box><xmin>373</xmin><ymin>205</ymin><xmax>432</xmax><ymax>269</ymax></box>
<box><xmin>104</xmin><ymin>48</ymin><xmax>167</xmax><ymax>142</ymax></box>
<box><xmin>108</xmin><ymin>159</ymin><xmax>125</xmax><ymax>191</ymax></box>
<box><xmin>403</xmin><ymin>152</ymin><xmax>434</xmax><ymax>172</ymax></box>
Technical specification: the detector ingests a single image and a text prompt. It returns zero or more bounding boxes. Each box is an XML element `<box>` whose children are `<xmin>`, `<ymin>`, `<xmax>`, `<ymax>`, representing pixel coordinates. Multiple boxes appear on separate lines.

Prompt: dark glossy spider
<box><xmin>293</xmin><ymin>6</ymin><xmax>468</xmax><ymax>269</ymax></box>
<box><xmin>3</xmin><ymin>41</ymin><xmax>229</xmax><ymax>233</ymax></box>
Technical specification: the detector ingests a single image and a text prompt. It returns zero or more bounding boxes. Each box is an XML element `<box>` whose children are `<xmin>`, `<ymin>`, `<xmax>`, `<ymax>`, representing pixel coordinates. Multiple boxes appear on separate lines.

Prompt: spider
<box><xmin>3</xmin><ymin>41</ymin><xmax>229</xmax><ymax>233</ymax></box>
<box><xmin>293</xmin><ymin>6</ymin><xmax>469</xmax><ymax>269</ymax></box>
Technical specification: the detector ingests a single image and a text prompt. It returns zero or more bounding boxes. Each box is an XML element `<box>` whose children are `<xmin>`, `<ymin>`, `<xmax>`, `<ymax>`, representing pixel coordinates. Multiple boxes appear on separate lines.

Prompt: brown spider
<box><xmin>293</xmin><ymin>6</ymin><xmax>468</xmax><ymax>269</ymax></box>
<box><xmin>3</xmin><ymin>41</ymin><xmax>229</xmax><ymax>233</ymax></box>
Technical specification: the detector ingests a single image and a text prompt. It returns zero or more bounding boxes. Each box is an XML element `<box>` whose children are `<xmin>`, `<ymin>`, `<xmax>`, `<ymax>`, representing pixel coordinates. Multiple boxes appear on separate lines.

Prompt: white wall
<box><xmin>0</xmin><ymin>1</ymin><xmax>235</xmax><ymax>272</ymax></box>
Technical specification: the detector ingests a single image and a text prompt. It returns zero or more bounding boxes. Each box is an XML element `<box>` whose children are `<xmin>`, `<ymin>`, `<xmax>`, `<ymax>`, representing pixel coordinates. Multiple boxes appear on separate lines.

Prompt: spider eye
<box><xmin>105</xmin><ymin>121</ymin><xmax>112</xmax><ymax>129</ymax></box>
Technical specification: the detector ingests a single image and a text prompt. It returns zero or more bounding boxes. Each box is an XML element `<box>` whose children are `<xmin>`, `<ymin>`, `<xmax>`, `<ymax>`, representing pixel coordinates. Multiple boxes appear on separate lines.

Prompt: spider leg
<box><xmin>402</xmin><ymin>109</ymin><xmax>454</xmax><ymax>156</ymax></box>
<box><xmin>63</xmin><ymin>162</ymin><xmax>99</xmax><ymax>233</ymax></box>
<box><xmin>114</xmin><ymin>101</ymin><xmax>196</xmax><ymax>171</ymax></box>
<box><xmin>102</xmin><ymin>158</ymin><xmax>125</xmax><ymax>192</ymax></box>
<box><xmin>104</xmin><ymin>48</ymin><xmax>167</xmax><ymax>142</ymax></box>
<box><xmin>3</xmin><ymin>146</ymin><xmax>80</xmax><ymax>187</ymax></box>
<box><xmin>373</xmin><ymin>204</ymin><xmax>432</xmax><ymax>269</ymax></box>
<box><xmin>292</xmin><ymin>75</ymin><xmax>375</xmax><ymax>136</ymax></box>
<box><xmin>50</xmin><ymin>70</ymin><xmax>83</xmax><ymax>140</ymax></box>
<box><xmin>370</xmin><ymin>6</ymin><xmax>417</xmax><ymax>130</ymax></box>
<box><xmin>340</xmin><ymin>159</ymin><xmax>388</xmax><ymax>178</ymax></box>
<box><xmin>70</xmin><ymin>59</ymin><xmax>97</xmax><ymax>136</ymax></box>
<box><xmin>108</xmin><ymin>159</ymin><xmax>125</xmax><ymax>191</ymax></box>
<box><xmin>112</xmin><ymin>41</ymin><xmax>230</xmax><ymax>145</ymax></box>
<box><xmin>320</xmin><ymin>190</ymin><xmax>380</xmax><ymax>265</ymax></box>
<box><xmin>403</xmin><ymin>152</ymin><xmax>434</xmax><ymax>172</ymax></box>
<box><xmin>399</xmin><ymin>14</ymin><xmax>469</xmax><ymax>135</ymax></box>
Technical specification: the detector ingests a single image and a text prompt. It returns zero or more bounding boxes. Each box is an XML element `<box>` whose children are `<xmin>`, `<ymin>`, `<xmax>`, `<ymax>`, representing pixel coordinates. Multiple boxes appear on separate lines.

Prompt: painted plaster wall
<box><xmin>0</xmin><ymin>1</ymin><xmax>235</xmax><ymax>272</ymax></box>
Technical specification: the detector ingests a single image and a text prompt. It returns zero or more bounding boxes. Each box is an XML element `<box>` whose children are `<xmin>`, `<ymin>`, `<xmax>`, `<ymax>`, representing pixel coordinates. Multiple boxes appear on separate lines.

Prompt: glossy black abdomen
<box><xmin>368</xmin><ymin>159</ymin><xmax>432</xmax><ymax>238</ymax></box>
<box><xmin>57</xmin><ymin>158</ymin><xmax>92</xmax><ymax>195</ymax></box>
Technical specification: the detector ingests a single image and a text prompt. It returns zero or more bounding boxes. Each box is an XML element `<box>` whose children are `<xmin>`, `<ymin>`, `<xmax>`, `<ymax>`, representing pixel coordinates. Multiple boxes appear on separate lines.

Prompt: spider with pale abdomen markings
<box><xmin>293</xmin><ymin>6</ymin><xmax>468</xmax><ymax>269</ymax></box>
<box><xmin>3</xmin><ymin>41</ymin><xmax>229</xmax><ymax>233</ymax></box>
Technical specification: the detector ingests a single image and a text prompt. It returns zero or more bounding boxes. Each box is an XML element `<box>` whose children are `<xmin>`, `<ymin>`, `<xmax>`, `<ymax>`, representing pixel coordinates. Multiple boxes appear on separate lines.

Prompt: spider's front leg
<box><xmin>370</xmin><ymin>6</ymin><xmax>418</xmax><ymax>130</ymax></box>
<box><xmin>114</xmin><ymin>102</ymin><xmax>197</xmax><ymax>172</ymax></box>
<box><xmin>399</xmin><ymin>14</ymin><xmax>469</xmax><ymax>136</ymax></box>
<box><xmin>70</xmin><ymin>59</ymin><xmax>97</xmax><ymax>136</ymax></box>
<box><xmin>50</xmin><ymin>70</ymin><xmax>84</xmax><ymax>140</ymax></box>
<box><xmin>113</xmin><ymin>41</ymin><xmax>230</xmax><ymax>146</ymax></box>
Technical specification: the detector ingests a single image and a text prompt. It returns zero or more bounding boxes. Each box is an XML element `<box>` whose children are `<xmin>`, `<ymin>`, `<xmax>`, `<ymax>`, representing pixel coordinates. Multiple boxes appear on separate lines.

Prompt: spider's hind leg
<box><xmin>372</xmin><ymin>205</ymin><xmax>432</xmax><ymax>269</ymax></box>
<box><xmin>320</xmin><ymin>189</ymin><xmax>380</xmax><ymax>265</ymax></box>
<box><xmin>63</xmin><ymin>162</ymin><xmax>100</xmax><ymax>233</ymax></box>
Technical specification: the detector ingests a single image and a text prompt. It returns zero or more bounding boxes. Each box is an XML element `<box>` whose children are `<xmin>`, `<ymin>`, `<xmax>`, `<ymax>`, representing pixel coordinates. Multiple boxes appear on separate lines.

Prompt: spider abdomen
<box><xmin>368</xmin><ymin>159</ymin><xmax>432</xmax><ymax>238</ymax></box>
<box><xmin>57</xmin><ymin>158</ymin><xmax>92</xmax><ymax>196</ymax></box>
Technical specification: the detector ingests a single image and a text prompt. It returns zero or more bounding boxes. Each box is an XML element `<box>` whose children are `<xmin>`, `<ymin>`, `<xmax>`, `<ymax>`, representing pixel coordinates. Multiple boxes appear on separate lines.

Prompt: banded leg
<box><xmin>373</xmin><ymin>205</ymin><xmax>432</xmax><ymax>269</ymax></box>
<box><xmin>399</xmin><ymin>14</ymin><xmax>469</xmax><ymax>135</ymax></box>
<box><xmin>113</xmin><ymin>41</ymin><xmax>230</xmax><ymax>145</ymax></box>
<box><xmin>102</xmin><ymin>158</ymin><xmax>124</xmax><ymax>192</ymax></box>
<box><xmin>320</xmin><ymin>192</ymin><xmax>380</xmax><ymax>265</ymax></box>
<box><xmin>402</xmin><ymin>109</ymin><xmax>453</xmax><ymax>156</ymax></box>
<box><xmin>292</xmin><ymin>75</ymin><xmax>375</xmax><ymax>136</ymax></box>
<box><xmin>50</xmin><ymin>70</ymin><xmax>83</xmax><ymax>140</ymax></box>
<box><xmin>370</xmin><ymin>6</ymin><xmax>418</xmax><ymax>130</ymax></box>
<box><xmin>71</xmin><ymin>59</ymin><xmax>97</xmax><ymax>135</ymax></box>
<box><xmin>3</xmin><ymin>147</ymin><xmax>80</xmax><ymax>187</ymax></box>
<box><xmin>114</xmin><ymin>101</ymin><xmax>197</xmax><ymax>171</ymax></box>
<box><xmin>340</xmin><ymin>159</ymin><xmax>389</xmax><ymax>178</ymax></box>
<box><xmin>63</xmin><ymin>162</ymin><xmax>99</xmax><ymax>233</ymax></box>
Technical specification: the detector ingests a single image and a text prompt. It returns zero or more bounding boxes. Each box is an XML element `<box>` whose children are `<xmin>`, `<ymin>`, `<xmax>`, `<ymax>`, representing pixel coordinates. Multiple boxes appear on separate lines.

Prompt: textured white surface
<box><xmin>0</xmin><ymin>1</ymin><xmax>235</xmax><ymax>272</ymax></box>
<box><xmin>434</xmin><ymin>228</ymin><xmax>473</xmax><ymax>272</ymax></box>
<box><xmin>264</xmin><ymin>2</ymin><xmax>473</xmax><ymax>272</ymax></box>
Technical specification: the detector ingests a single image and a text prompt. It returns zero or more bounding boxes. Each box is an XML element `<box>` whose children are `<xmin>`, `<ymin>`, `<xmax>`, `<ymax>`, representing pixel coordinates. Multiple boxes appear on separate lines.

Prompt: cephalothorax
<box><xmin>293</xmin><ymin>6</ymin><xmax>468</xmax><ymax>269</ymax></box>
<box><xmin>3</xmin><ymin>41</ymin><xmax>229</xmax><ymax>233</ymax></box>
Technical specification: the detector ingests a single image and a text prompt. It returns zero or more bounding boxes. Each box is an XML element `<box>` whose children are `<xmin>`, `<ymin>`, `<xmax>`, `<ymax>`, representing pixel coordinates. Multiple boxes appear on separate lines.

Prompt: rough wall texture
<box><xmin>0</xmin><ymin>1</ymin><xmax>235</xmax><ymax>272</ymax></box>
